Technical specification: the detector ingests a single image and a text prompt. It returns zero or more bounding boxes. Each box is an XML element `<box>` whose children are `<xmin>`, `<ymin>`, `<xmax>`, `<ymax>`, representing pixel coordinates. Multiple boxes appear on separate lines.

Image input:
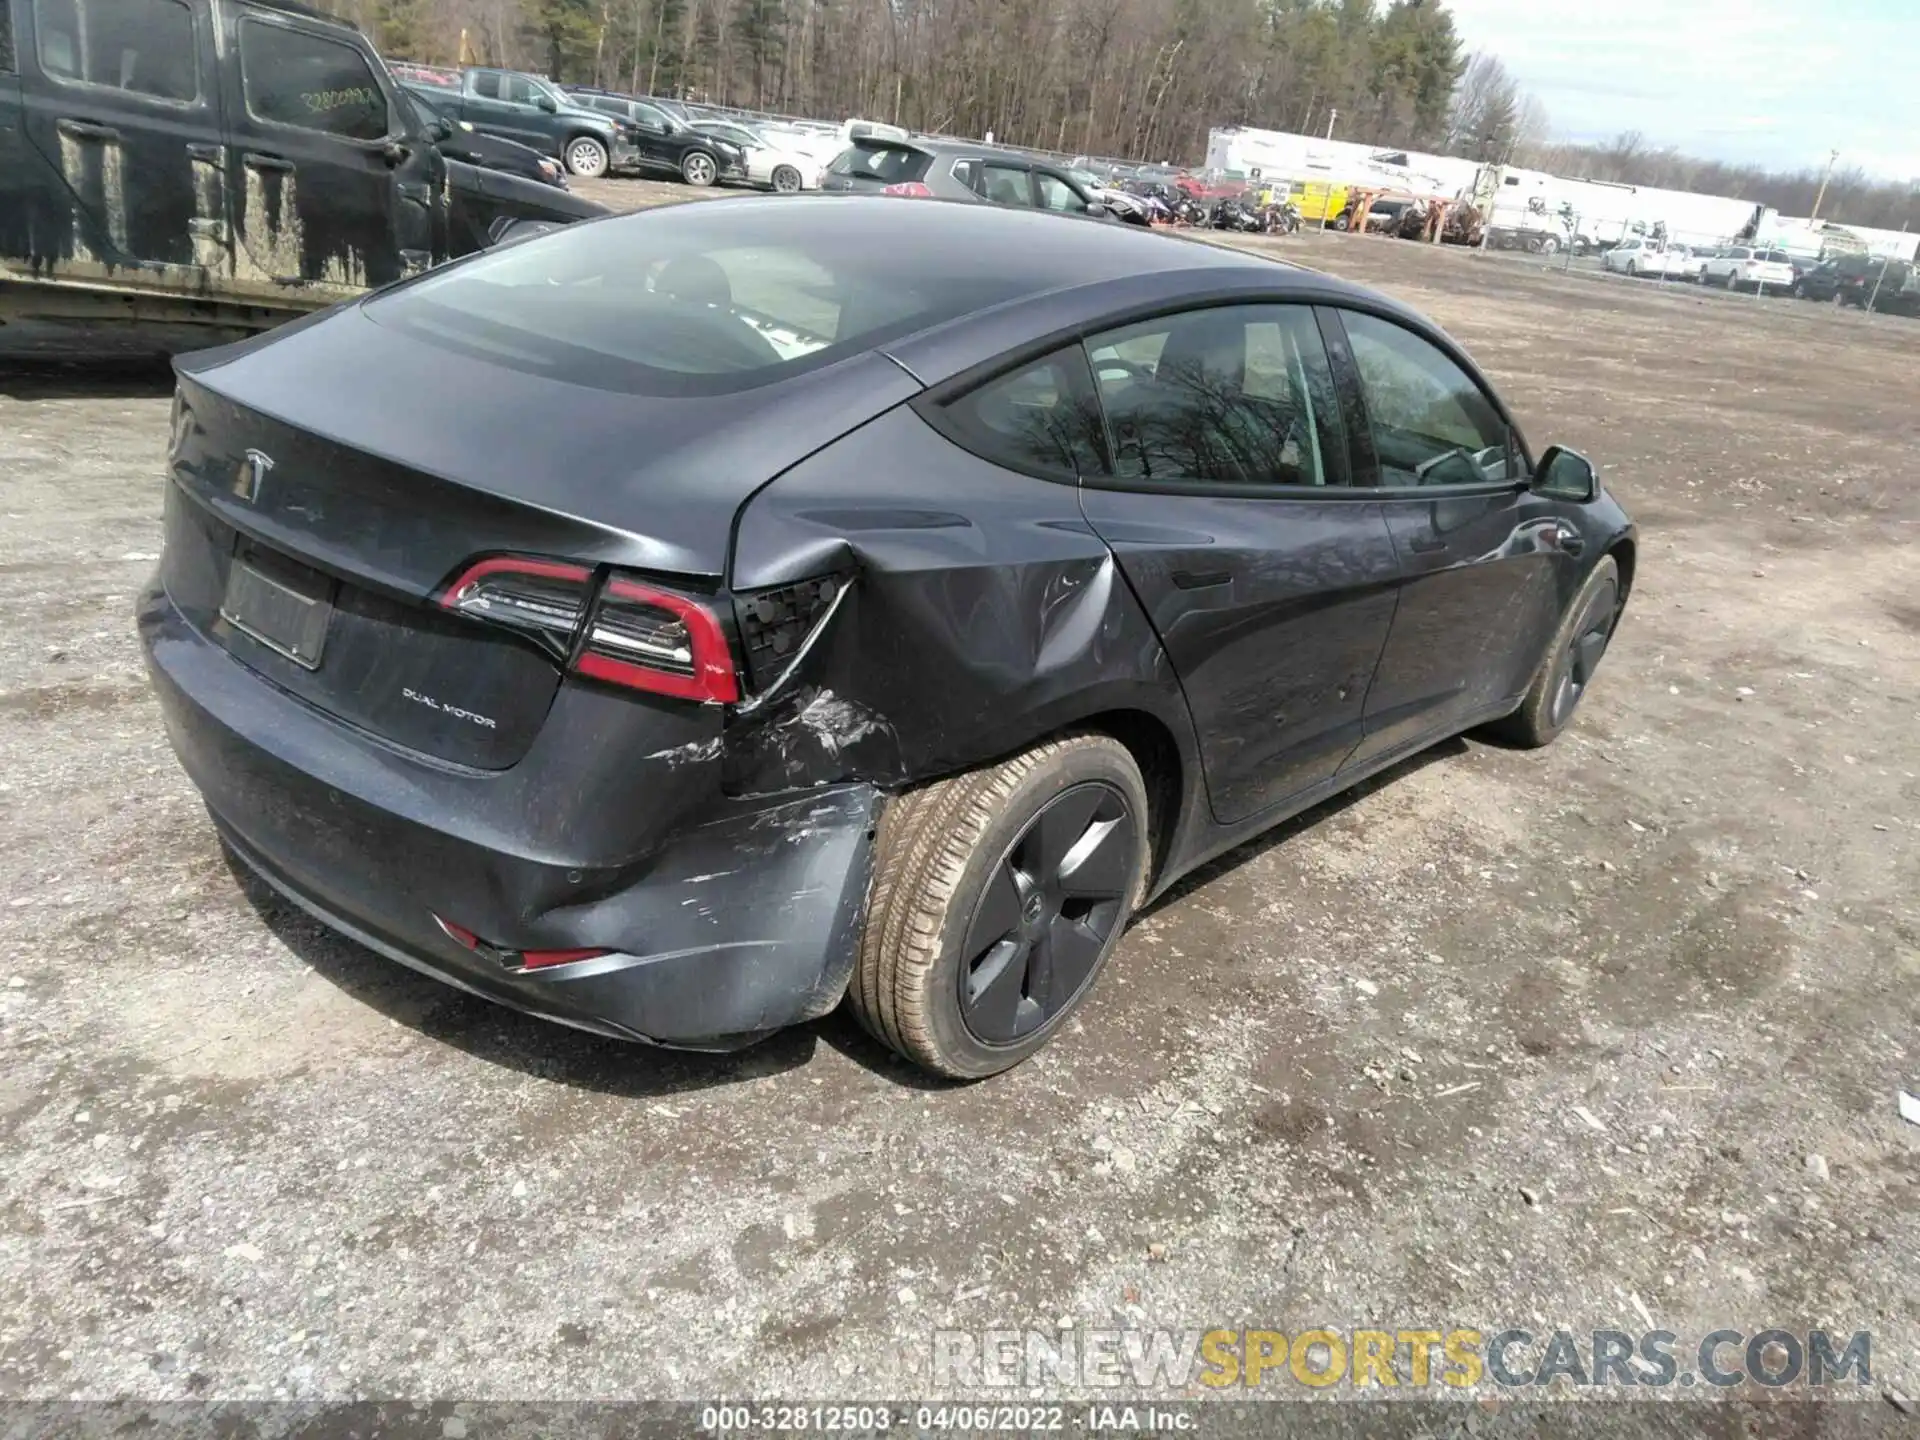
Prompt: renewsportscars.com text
<box><xmin>931</xmin><ymin>1327</ymin><xmax>1872</xmax><ymax>1390</ymax></box>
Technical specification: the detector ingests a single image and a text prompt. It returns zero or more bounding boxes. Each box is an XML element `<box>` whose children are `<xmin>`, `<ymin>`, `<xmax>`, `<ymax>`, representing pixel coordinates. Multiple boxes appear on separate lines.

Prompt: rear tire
<box><xmin>564</xmin><ymin>135</ymin><xmax>609</xmax><ymax>178</ymax></box>
<box><xmin>681</xmin><ymin>150</ymin><xmax>718</xmax><ymax>186</ymax></box>
<box><xmin>850</xmin><ymin>734</ymin><xmax>1150</xmax><ymax>1079</ymax></box>
<box><xmin>1485</xmin><ymin>556</ymin><xmax>1620</xmax><ymax>749</ymax></box>
<box><xmin>771</xmin><ymin>165</ymin><xmax>802</xmax><ymax>193</ymax></box>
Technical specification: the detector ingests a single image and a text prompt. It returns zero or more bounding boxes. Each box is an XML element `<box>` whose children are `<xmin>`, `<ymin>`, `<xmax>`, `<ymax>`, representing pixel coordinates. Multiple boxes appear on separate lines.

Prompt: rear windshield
<box><xmin>365</xmin><ymin>205</ymin><xmax>1041</xmax><ymax>395</ymax></box>
<box><xmin>827</xmin><ymin>142</ymin><xmax>931</xmax><ymax>185</ymax></box>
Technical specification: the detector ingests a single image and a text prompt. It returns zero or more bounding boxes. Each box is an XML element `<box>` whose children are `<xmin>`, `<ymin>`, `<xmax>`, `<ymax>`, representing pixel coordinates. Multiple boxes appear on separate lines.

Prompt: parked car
<box><xmin>1803</xmin><ymin>254</ymin><xmax>1920</xmax><ymax>314</ymax></box>
<box><xmin>1699</xmin><ymin>246</ymin><xmax>1795</xmax><ymax>291</ymax></box>
<box><xmin>402</xmin><ymin>91</ymin><xmax>565</xmax><ymax>189</ymax></box>
<box><xmin>403</xmin><ymin>67</ymin><xmax>635</xmax><ymax>178</ymax></box>
<box><xmin>0</xmin><ymin>0</ymin><xmax>604</xmax><ymax>355</ymax></box>
<box><xmin>1794</xmin><ymin>259</ymin><xmax>1844</xmax><ymax>302</ymax></box>
<box><xmin>142</xmin><ymin>196</ymin><xmax>1634</xmax><ymax>1078</ymax></box>
<box><xmin>564</xmin><ymin>89</ymin><xmax>747</xmax><ymax>187</ymax></box>
<box><xmin>686</xmin><ymin>118</ymin><xmax>824</xmax><ymax>192</ymax></box>
<box><xmin>1064</xmin><ymin>167</ymin><xmax>1153</xmax><ymax>225</ymax></box>
<box><xmin>821</xmin><ymin>138</ymin><xmax>1119</xmax><ymax>219</ymax></box>
<box><xmin>1601</xmin><ymin>238</ymin><xmax>1689</xmax><ymax>278</ymax></box>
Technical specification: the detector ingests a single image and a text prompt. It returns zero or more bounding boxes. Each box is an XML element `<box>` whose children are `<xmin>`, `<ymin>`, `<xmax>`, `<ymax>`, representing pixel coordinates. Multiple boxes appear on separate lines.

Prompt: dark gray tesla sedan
<box><xmin>141</xmin><ymin>197</ymin><xmax>1634</xmax><ymax>1079</ymax></box>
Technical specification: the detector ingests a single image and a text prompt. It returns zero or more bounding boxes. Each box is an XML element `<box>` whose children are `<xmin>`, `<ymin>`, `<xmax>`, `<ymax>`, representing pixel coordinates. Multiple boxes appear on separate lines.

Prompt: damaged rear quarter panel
<box><xmin>727</xmin><ymin>404</ymin><xmax>1204</xmax><ymax>833</ymax></box>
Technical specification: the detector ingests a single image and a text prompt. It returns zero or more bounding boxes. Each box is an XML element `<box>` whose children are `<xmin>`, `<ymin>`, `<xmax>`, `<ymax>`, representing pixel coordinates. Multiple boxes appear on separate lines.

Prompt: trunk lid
<box><xmin>166</xmin><ymin>305</ymin><xmax>917</xmax><ymax>768</ymax></box>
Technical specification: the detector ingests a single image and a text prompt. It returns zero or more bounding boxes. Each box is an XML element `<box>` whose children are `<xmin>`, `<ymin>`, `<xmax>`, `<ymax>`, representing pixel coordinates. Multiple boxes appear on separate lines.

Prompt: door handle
<box><xmin>243</xmin><ymin>152</ymin><xmax>295</xmax><ymax>173</ymax></box>
<box><xmin>1407</xmin><ymin>533</ymin><xmax>1449</xmax><ymax>554</ymax></box>
<box><xmin>1553</xmin><ymin>524</ymin><xmax>1586</xmax><ymax>557</ymax></box>
<box><xmin>186</xmin><ymin>142</ymin><xmax>223</xmax><ymax>162</ymax></box>
<box><xmin>57</xmin><ymin>118</ymin><xmax>120</xmax><ymax>142</ymax></box>
<box><xmin>1172</xmin><ymin>569</ymin><xmax>1231</xmax><ymax>590</ymax></box>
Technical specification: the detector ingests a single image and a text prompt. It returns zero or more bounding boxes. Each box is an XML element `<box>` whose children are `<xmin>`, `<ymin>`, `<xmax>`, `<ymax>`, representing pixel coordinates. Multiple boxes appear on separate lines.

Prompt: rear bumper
<box><xmin>139</xmin><ymin>578</ymin><xmax>876</xmax><ymax>1048</ymax></box>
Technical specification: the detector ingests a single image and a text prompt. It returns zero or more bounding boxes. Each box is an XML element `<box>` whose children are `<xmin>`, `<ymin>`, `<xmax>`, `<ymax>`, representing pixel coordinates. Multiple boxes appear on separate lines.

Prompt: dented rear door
<box><xmin>14</xmin><ymin>0</ymin><xmax>227</xmax><ymax>285</ymax></box>
<box><xmin>222</xmin><ymin>3</ymin><xmax>406</xmax><ymax>304</ymax></box>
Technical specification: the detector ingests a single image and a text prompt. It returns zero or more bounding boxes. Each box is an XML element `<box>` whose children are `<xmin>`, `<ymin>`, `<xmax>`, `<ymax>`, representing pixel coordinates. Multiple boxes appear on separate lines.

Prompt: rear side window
<box><xmin>1341</xmin><ymin>310</ymin><xmax>1516</xmax><ymax>487</ymax></box>
<box><xmin>34</xmin><ymin>0</ymin><xmax>196</xmax><ymax>101</ymax></box>
<box><xmin>1034</xmin><ymin>172</ymin><xmax>1087</xmax><ymax>213</ymax></box>
<box><xmin>828</xmin><ymin>143</ymin><xmax>930</xmax><ymax>184</ymax></box>
<box><xmin>938</xmin><ymin>348</ymin><xmax>1106</xmax><ymax>478</ymax></box>
<box><xmin>1086</xmin><ymin>304</ymin><xmax>1343</xmax><ymax>489</ymax></box>
<box><xmin>979</xmin><ymin>164</ymin><xmax>1032</xmax><ymax>207</ymax></box>
<box><xmin>470</xmin><ymin>71</ymin><xmax>501</xmax><ymax>99</ymax></box>
<box><xmin>241</xmin><ymin>21</ymin><xmax>388</xmax><ymax>139</ymax></box>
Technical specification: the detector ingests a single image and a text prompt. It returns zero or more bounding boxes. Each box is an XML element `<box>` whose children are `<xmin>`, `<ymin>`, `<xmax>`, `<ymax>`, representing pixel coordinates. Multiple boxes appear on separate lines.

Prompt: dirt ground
<box><xmin>2</xmin><ymin>195</ymin><xmax>1918</xmax><ymax>1424</ymax></box>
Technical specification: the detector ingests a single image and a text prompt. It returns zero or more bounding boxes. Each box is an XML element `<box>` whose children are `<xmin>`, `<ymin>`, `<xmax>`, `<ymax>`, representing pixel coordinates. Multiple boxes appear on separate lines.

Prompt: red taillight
<box><xmin>578</xmin><ymin>577</ymin><xmax>738</xmax><ymax>704</ymax></box>
<box><xmin>881</xmin><ymin>181</ymin><xmax>934</xmax><ymax>197</ymax></box>
<box><xmin>437</xmin><ymin>557</ymin><xmax>738</xmax><ymax>705</ymax></box>
<box><xmin>439</xmin><ymin>556</ymin><xmax>592</xmax><ymax>659</ymax></box>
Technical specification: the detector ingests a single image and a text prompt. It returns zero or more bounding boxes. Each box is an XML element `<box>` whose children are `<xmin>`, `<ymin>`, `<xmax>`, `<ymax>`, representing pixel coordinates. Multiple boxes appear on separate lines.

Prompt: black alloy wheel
<box><xmin>1484</xmin><ymin>554</ymin><xmax>1620</xmax><ymax>748</ymax></box>
<box><xmin>1548</xmin><ymin>575</ymin><xmax>1619</xmax><ymax>729</ymax></box>
<box><xmin>956</xmin><ymin>782</ymin><xmax>1137</xmax><ymax>1045</ymax></box>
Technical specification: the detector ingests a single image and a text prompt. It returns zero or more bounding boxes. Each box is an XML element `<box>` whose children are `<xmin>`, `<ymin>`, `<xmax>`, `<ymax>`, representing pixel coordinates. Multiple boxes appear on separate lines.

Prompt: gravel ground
<box><xmin>2</xmin><ymin>206</ymin><xmax>1918</xmax><ymax>1426</ymax></box>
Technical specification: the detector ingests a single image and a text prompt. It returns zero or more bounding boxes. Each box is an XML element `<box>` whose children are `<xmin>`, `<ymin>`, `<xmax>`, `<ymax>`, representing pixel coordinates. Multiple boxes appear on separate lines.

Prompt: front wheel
<box><xmin>563</xmin><ymin>135</ymin><xmax>609</xmax><ymax>178</ymax></box>
<box><xmin>681</xmin><ymin>150</ymin><xmax>718</xmax><ymax>186</ymax></box>
<box><xmin>771</xmin><ymin>164</ymin><xmax>802</xmax><ymax>194</ymax></box>
<box><xmin>850</xmin><ymin>733</ymin><xmax>1150</xmax><ymax>1079</ymax></box>
<box><xmin>1484</xmin><ymin>556</ymin><xmax>1620</xmax><ymax>748</ymax></box>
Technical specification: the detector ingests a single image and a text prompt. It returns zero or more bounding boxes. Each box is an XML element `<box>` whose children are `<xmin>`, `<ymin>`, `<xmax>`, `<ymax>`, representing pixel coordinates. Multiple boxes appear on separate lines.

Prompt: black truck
<box><xmin>0</xmin><ymin>0</ymin><xmax>604</xmax><ymax>355</ymax></box>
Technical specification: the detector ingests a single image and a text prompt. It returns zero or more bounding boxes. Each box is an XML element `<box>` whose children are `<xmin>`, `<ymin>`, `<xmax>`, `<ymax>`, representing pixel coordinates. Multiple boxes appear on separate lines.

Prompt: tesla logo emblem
<box><xmin>236</xmin><ymin>448</ymin><xmax>274</xmax><ymax>503</ymax></box>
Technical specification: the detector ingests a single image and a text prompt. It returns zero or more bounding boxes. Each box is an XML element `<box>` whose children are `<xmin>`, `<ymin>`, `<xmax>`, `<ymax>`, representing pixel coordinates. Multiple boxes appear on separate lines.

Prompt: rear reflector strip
<box><xmin>518</xmin><ymin>947</ymin><xmax>612</xmax><ymax>970</ymax></box>
<box><xmin>435</xmin><ymin>914</ymin><xmax>610</xmax><ymax>973</ymax></box>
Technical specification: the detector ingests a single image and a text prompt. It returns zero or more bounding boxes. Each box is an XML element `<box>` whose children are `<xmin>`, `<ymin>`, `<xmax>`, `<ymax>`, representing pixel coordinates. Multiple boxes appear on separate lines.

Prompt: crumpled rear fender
<box><xmin>725</xmin><ymin>404</ymin><xmax>1208</xmax><ymax>888</ymax></box>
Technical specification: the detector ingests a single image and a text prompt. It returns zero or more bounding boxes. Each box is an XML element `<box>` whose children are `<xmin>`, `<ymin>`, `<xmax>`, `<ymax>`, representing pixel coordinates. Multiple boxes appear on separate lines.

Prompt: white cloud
<box><xmin>1442</xmin><ymin>0</ymin><xmax>1920</xmax><ymax>177</ymax></box>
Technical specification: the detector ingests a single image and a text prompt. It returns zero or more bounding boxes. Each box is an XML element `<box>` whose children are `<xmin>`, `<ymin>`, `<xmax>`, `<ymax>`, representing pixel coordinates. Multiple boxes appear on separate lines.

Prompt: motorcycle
<box><xmin>1169</xmin><ymin>194</ymin><xmax>1208</xmax><ymax>227</ymax></box>
<box><xmin>1208</xmin><ymin>196</ymin><xmax>1268</xmax><ymax>232</ymax></box>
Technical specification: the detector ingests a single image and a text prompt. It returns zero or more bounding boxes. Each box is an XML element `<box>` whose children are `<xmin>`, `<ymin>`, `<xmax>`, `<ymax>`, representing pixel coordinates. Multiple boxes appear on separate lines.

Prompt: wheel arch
<box><xmin>1607</xmin><ymin>533</ymin><xmax>1637</xmax><ymax>605</ymax></box>
<box><xmin>1055</xmin><ymin>706</ymin><xmax>1188</xmax><ymax>891</ymax></box>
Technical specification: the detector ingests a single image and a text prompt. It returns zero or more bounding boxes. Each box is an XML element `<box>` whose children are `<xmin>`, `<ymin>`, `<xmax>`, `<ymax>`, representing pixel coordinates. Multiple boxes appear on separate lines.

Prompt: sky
<box><xmin>1440</xmin><ymin>0</ymin><xmax>1920</xmax><ymax>180</ymax></box>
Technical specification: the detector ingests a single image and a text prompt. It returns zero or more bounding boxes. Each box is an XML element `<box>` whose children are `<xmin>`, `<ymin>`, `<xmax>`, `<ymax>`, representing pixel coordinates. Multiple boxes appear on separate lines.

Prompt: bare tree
<box><xmin>1445</xmin><ymin>51</ymin><xmax>1517</xmax><ymax>159</ymax></box>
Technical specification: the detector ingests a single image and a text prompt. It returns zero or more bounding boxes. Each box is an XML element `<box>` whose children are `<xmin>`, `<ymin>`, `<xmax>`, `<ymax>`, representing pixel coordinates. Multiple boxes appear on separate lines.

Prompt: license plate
<box><xmin>220</xmin><ymin>552</ymin><xmax>333</xmax><ymax>670</ymax></box>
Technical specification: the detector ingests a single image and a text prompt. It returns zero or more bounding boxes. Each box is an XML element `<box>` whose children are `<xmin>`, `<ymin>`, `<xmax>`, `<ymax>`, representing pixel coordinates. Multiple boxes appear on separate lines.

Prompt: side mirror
<box><xmin>536</xmin><ymin>95</ymin><xmax>558</xmax><ymax>113</ymax></box>
<box><xmin>1533</xmin><ymin>445</ymin><xmax>1598</xmax><ymax>502</ymax></box>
